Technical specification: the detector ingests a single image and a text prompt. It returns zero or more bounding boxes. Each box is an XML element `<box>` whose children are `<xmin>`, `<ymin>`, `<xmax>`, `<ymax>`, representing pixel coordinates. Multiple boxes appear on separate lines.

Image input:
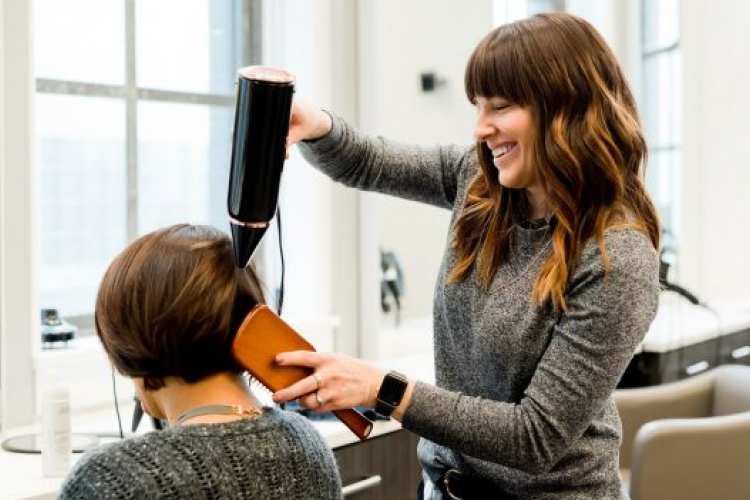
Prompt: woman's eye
<box><xmin>475</xmin><ymin>101</ymin><xmax>511</xmax><ymax>113</ymax></box>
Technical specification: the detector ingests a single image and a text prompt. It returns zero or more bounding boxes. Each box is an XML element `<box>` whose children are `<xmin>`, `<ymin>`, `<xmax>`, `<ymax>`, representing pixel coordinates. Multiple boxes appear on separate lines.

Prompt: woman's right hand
<box><xmin>286</xmin><ymin>97</ymin><xmax>333</xmax><ymax>154</ymax></box>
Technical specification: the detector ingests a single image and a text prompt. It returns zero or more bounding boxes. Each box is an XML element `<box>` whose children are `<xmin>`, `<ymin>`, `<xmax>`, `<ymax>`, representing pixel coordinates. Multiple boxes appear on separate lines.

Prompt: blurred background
<box><xmin>2</xmin><ymin>0</ymin><xmax>749</xmax><ymax>430</ymax></box>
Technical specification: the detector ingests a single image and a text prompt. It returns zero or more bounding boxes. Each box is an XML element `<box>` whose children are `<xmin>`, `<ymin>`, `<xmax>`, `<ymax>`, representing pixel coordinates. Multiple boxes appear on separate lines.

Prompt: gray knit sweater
<box><xmin>299</xmin><ymin>115</ymin><xmax>659</xmax><ymax>499</ymax></box>
<box><xmin>57</xmin><ymin>408</ymin><xmax>341</xmax><ymax>499</ymax></box>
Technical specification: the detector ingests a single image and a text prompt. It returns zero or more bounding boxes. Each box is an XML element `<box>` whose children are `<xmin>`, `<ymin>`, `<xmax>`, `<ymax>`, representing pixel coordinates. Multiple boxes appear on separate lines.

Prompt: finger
<box><xmin>298</xmin><ymin>390</ymin><xmax>329</xmax><ymax>412</ymax></box>
<box><xmin>286</xmin><ymin>130</ymin><xmax>304</xmax><ymax>147</ymax></box>
<box><xmin>272</xmin><ymin>375</ymin><xmax>317</xmax><ymax>404</ymax></box>
<box><xmin>295</xmin><ymin>392</ymin><xmax>317</xmax><ymax>410</ymax></box>
<box><xmin>272</xmin><ymin>370</ymin><xmax>324</xmax><ymax>404</ymax></box>
<box><xmin>275</xmin><ymin>350</ymin><xmax>324</xmax><ymax>368</ymax></box>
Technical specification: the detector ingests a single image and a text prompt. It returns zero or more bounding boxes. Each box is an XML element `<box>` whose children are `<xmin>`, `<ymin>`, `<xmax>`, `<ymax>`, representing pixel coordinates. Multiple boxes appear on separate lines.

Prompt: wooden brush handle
<box><xmin>232</xmin><ymin>304</ymin><xmax>374</xmax><ymax>441</ymax></box>
<box><xmin>333</xmin><ymin>409</ymin><xmax>373</xmax><ymax>442</ymax></box>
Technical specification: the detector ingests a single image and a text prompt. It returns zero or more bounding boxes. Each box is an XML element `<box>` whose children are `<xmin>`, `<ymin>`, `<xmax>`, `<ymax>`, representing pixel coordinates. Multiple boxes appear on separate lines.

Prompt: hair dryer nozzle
<box><xmin>230</xmin><ymin>222</ymin><xmax>268</xmax><ymax>268</ymax></box>
<box><xmin>227</xmin><ymin>66</ymin><xmax>295</xmax><ymax>266</ymax></box>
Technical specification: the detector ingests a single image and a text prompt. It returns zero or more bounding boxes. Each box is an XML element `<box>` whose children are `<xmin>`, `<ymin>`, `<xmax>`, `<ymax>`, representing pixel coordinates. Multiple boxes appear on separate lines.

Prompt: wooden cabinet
<box><xmin>620</xmin><ymin>327</ymin><xmax>750</xmax><ymax>388</ymax></box>
<box><xmin>334</xmin><ymin>428</ymin><xmax>422</xmax><ymax>500</ymax></box>
<box><xmin>719</xmin><ymin>328</ymin><xmax>750</xmax><ymax>365</ymax></box>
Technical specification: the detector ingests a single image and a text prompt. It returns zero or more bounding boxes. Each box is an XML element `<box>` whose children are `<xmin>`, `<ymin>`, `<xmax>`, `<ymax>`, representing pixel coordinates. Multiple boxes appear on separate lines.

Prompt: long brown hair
<box><xmin>95</xmin><ymin>224</ymin><xmax>265</xmax><ymax>390</ymax></box>
<box><xmin>452</xmin><ymin>13</ymin><xmax>660</xmax><ymax>308</ymax></box>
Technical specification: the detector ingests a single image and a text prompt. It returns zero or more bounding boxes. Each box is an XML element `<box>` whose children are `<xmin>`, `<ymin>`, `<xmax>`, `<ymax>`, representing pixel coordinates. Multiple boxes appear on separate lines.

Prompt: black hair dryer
<box><xmin>227</xmin><ymin>66</ymin><xmax>295</xmax><ymax>268</ymax></box>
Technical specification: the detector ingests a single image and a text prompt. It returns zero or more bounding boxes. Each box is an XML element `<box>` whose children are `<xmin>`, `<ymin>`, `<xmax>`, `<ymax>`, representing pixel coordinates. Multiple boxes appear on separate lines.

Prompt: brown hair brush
<box><xmin>232</xmin><ymin>304</ymin><xmax>373</xmax><ymax>441</ymax></box>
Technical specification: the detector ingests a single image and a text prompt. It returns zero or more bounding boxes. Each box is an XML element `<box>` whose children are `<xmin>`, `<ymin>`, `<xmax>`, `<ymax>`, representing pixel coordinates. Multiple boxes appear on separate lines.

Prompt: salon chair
<box><xmin>615</xmin><ymin>364</ymin><xmax>750</xmax><ymax>500</ymax></box>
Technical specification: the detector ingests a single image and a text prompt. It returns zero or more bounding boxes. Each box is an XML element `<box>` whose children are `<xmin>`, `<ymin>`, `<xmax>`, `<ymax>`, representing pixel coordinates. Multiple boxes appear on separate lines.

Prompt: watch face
<box><xmin>379</xmin><ymin>371</ymin><xmax>408</xmax><ymax>406</ymax></box>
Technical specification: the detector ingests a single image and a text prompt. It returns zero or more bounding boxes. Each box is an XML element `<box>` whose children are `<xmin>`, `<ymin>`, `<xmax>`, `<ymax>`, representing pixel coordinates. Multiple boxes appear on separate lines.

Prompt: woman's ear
<box><xmin>132</xmin><ymin>378</ymin><xmax>166</xmax><ymax>420</ymax></box>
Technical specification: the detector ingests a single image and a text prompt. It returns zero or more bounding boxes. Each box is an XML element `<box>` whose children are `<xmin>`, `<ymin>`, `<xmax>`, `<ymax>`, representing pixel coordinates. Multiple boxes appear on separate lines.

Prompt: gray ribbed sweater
<box><xmin>57</xmin><ymin>408</ymin><xmax>341</xmax><ymax>499</ymax></box>
<box><xmin>299</xmin><ymin>115</ymin><xmax>659</xmax><ymax>499</ymax></box>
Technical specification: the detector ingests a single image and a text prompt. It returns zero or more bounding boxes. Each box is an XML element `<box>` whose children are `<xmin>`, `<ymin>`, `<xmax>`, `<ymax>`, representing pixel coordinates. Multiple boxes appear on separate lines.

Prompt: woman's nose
<box><xmin>474</xmin><ymin>116</ymin><xmax>494</xmax><ymax>142</ymax></box>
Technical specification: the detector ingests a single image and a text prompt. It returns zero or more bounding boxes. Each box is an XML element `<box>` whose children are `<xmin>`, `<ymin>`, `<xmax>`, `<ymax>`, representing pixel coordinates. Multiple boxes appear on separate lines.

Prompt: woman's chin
<box><xmin>497</xmin><ymin>171</ymin><xmax>518</xmax><ymax>189</ymax></box>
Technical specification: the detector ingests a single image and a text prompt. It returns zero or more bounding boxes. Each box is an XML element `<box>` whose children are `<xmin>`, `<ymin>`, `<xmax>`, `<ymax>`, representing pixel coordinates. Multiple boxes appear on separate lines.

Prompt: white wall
<box><xmin>354</xmin><ymin>0</ymin><xmax>649</xmax><ymax>356</ymax></box>
<box><xmin>6</xmin><ymin>0</ymin><xmax>748</xmax><ymax>429</ymax></box>
<box><xmin>262</xmin><ymin>0</ymin><xmax>495</xmax><ymax>360</ymax></box>
<box><xmin>0</xmin><ymin>0</ymin><xmax>39</xmax><ymax>428</ymax></box>
<box><xmin>262</xmin><ymin>0</ymin><xmax>361</xmax><ymax>355</ymax></box>
<box><xmin>357</xmin><ymin>0</ymin><xmax>494</xmax><ymax>351</ymax></box>
<box><xmin>680</xmin><ymin>0</ymin><xmax>750</xmax><ymax>307</ymax></box>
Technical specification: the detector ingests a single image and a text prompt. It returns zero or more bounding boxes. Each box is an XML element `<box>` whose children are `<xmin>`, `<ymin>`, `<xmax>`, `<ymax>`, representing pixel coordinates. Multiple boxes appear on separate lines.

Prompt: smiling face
<box><xmin>474</xmin><ymin>96</ymin><xmax>538</xmax><ymax>189</ymax></box>
<box><xmin>473</xmin><ymin>96</ymin><xmax>549</xmax><ymax>216</ymax></box>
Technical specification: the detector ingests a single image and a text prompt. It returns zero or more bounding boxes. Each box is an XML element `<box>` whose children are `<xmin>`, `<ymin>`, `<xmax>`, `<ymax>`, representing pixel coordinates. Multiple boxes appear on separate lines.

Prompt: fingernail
<box><xmin>275</xmin><ymin>355</ymin><xmax>284</xmax><ymax>364</ymax></box>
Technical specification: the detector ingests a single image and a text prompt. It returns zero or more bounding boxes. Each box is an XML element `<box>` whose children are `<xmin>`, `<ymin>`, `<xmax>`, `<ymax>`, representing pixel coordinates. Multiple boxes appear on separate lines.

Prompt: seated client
<box><xmin>58</xmin><ymin>223</ymin><xmax>342</xmax><ymax>499</ymax></box>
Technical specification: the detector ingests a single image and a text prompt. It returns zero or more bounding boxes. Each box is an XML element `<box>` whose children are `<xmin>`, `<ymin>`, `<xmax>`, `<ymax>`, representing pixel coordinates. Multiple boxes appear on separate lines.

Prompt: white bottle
<box><xmin>41</xmin><ymin>386</ymin><xmax>71</xmax><ymax>477</ymax></box>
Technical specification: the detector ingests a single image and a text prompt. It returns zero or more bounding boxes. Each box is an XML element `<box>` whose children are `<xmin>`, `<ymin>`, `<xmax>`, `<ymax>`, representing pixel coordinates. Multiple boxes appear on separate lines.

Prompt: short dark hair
<box><xmin>95</xmin><ymin>224</ymin><xmax>265</xmax><ymax>390</ymax></box>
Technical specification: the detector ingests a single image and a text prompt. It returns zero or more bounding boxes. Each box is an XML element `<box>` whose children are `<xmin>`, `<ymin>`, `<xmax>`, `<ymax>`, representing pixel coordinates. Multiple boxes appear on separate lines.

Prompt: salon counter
<box><xmin>0</xmin><ymin>412</ymin><xmax>402</xmax><ymax>500</ymax></box>
<box><xmin>620</xmin><ymin>299</ymin><xmax>750</xmax><ymax>387</ymax></box>
<box><xmin>0</xmin><ymin>351</ymin><xmax>435</xmax><ymax>500</ymax></box>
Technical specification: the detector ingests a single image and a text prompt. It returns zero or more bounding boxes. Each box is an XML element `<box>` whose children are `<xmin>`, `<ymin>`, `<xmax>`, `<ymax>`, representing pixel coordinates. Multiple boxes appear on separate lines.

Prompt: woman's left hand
<box><xmin>272</xmin><ymin>351</ymin><xmax>386</xmax><ymax>412</ymax></box>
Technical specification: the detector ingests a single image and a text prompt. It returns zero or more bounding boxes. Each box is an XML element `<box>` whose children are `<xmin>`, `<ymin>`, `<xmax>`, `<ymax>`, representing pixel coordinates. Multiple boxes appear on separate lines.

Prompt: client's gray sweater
<box><xmin>58</xmin><ymin>408</ymin><xmax>341</xmax><ymax>499</ymax></box>
<box><xmin>299</xmin><ymin>115</ymin><xmax>659</xmax><ymax>499</ymax></box>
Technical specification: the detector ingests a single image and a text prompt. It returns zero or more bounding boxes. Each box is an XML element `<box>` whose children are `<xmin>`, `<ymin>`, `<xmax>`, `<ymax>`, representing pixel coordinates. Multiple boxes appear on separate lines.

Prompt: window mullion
<box><xmin>641</xmin><ymin>0</ymin><xmax>681</xmax><ymax>238</ymax></box>
<box><xmin>246</xmin><ymin>0</ymin><xmax>262</xmax><ymax>65</ymax></box>
<box><xmin>137</xmin><ymin>88</ymin><xmax>234</xmax><ymax>106</ymax></box>
<box><xmin>36</xmin><ymin>80</ymin><xmax>127</xmax><ymax>98</ymax></box>
<box><xmin>642</xmin><ymin>40</ymin><xmax>679</xmax><ymax>58</ymax></box>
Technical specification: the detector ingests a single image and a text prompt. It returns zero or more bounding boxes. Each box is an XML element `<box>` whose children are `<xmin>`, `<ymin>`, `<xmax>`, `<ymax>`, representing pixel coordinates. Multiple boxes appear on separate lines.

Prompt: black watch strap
<box><xmin>375</xmin><ymin>370</ymin><xmax>408</xmax><ymax>417</ymax></box>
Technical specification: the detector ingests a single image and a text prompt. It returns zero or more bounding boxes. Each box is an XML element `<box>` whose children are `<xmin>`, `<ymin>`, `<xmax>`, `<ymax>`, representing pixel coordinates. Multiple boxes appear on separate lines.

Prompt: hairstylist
<box><xmin>274</xmin><ymin>13</ymin><xmax>660</xmax><ymax>500</ymax></box>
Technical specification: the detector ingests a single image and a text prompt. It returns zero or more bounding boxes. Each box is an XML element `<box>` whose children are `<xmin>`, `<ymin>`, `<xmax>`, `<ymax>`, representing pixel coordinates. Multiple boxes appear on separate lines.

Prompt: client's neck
<box><xmin>157</xmin><ymin>372</ymin><xmax>262</xmax><ymax>425</ymax></box>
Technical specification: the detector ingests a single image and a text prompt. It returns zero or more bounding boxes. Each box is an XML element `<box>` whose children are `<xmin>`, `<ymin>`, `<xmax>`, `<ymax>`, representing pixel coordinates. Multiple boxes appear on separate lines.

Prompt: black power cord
<box><xmin>658</xmin><ymin>257</ymin><xmax>725</xmax><ymax>379</ymax></box>
<box><xmin>110</xmin><ymin>364</ymin><xmax>124</xmax><ymax>439</ymax></box>
<box><xmin>276</xmin><ymin>207</ymin><xmax>285</xmax><ymax>316</ymax></box>
<box><xmin>658</xmin><ymin>258</ymin><xmax>705</xmax><ymax>308</ymax></box>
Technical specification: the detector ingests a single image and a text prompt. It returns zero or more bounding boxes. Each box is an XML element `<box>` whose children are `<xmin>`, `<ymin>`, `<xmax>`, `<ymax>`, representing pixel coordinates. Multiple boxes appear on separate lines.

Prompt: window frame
<box><xmin>35</xmin><ymin>0</ymin><xmax>262</xmax><ymax>329</ymax></box>
<box><xmin>641</xmin><ymin>0</ymin><xmax>681</xmax><ymax>238</ymax></box>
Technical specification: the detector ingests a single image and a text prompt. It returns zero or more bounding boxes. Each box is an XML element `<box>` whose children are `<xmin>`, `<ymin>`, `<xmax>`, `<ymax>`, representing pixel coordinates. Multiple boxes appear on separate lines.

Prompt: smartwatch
<box><xmin>375</xmin><ymin>370</ymin><xmax>408</xmax><ymax>417</ymax></box>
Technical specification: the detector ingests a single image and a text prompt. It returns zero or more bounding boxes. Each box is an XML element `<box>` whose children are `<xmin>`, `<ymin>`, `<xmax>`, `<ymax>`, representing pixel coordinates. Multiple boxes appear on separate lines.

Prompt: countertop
<box><xmin>640</xmin><ymin>298</ymin><xmax>750</xmax><ymax>352</ymax></box>
<box><xmin>0</xmin><ymin>351</ymin><xmax>435</xmax><ymax>500</ymax></box>
<box><xmin>0</xmin><ymin>406</ymin><xmax>407</xmax><ymax>500</ymax></box>
<box><xmin>7</xmin><ymin>300</ymin><xmax>750</xmax><ymax>498</ymax></box>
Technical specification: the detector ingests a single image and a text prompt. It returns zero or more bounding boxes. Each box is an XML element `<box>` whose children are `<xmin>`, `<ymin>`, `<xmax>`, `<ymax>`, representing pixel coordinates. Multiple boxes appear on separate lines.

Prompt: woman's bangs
<box><xmin>465</xmin><ymin>26</ymin><xmax>530</xmax><ymax>105</ymax></box>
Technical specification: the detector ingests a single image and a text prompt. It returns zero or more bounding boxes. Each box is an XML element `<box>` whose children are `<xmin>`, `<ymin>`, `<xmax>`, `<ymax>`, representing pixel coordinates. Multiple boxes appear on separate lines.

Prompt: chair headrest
<box><xmin>712</xmin><ymin>365</ymin><xmax>750</xmax><ymax>416</ymax></box>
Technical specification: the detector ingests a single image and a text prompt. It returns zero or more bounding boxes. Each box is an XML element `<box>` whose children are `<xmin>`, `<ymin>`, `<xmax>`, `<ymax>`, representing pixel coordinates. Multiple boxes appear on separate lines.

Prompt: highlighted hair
<box><xmin>452</xmin><ymin>13</ymin><xmax>660</xmax><ymax>308</ymax></box>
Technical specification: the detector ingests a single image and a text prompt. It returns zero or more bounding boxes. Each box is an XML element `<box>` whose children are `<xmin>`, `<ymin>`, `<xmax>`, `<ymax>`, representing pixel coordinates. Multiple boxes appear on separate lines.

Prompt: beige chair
<box><xmin>615</xmin><ymin>364</ymin><xmax>750</xmax><ymax>500</ymax></box>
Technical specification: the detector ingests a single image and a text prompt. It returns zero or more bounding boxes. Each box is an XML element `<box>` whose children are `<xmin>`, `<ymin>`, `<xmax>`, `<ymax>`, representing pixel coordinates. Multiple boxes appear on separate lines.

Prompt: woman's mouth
<box><xmin>491</xmin><ymin>142</ymin><xmax>518</xmax><ymax>162</ymax></box>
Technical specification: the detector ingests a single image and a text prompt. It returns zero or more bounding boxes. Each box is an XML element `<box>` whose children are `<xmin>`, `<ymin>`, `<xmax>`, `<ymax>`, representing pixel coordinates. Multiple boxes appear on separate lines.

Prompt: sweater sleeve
<box><xmin>402</xmin><ymin>230</ymin><xmax>659</xmax><ymax>474</ymax></box>
<box><xmin>296</xmin><ymin>112</ymin><xmax>470</xmax><ymax>210</ymax></box>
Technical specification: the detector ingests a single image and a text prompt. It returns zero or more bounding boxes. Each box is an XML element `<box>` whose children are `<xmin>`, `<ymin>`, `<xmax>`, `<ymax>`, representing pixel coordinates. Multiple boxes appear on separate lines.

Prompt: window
<box><xmin>34</xmin><ymin>0</ymin><xmax>254</xmax><ymax>319</ymax></box>
<box><xmin>494</xmin><ymin>0</ymin><xmax>565</xmax><ymax>25</ymax></box>
<box><xmin>641</xmin><ymin>0</ymin><xmax>681</xmax><ymax>242</ymax></box>
<box><xmin>528</xmin><ymin>0</ymin><xmax>565</xmax><ymax>14</ymax></box>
